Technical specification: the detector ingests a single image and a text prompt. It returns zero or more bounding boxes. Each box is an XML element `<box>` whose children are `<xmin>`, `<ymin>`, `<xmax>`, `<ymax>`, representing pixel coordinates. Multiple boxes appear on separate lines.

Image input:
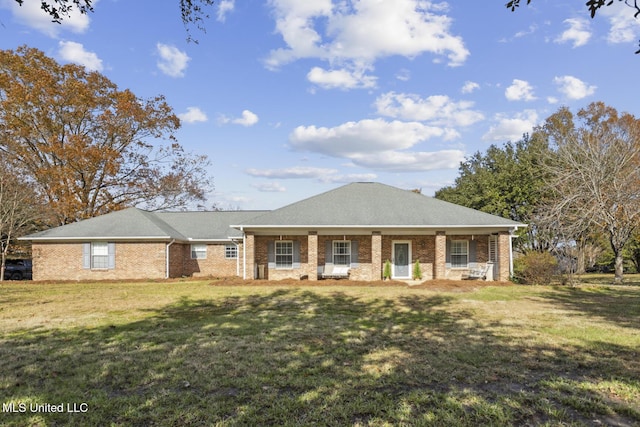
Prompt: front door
<box><xmin>393</xmin><ymin>242</ymin><xmax>411</xmax><ymax>278</ymax></box>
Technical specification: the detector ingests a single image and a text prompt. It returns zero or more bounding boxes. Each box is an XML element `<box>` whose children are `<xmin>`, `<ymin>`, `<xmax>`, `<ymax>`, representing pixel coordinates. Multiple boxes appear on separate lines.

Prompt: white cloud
<box><xmin>289</xmin><ymin>118</ymin><xmax>464</xmax><ymax>172</ymax></box>
<box><xmin>1</xmin><ymin>0</ymin><xmax>92</xmax><ymax>36</ymax></box>
<box><xmin>220</xmin><ymin>110</ymin><xmax>259</xmax><ymax>127</ymax></box>
<box><xmin>483</xmin><ymin>110</ymin><xmax>539</xmax><ymax>142</ymax></box>
<box><xmin>395</xmin><ymin>69</ymin><xmax>411</xmax><ymax>82</ymax></box>
<box><xmin>252</xmin><ymin>182</ymin><xmax>287</xmax><ymax>192</ymax></box>
<box><xmin>265</xmin><ymin>0</ymin><xmax>469</xmax><ymax>88</ymax></box>
<box><xmin>57</xmin><ymin>41</ymin><xmax>103</xmax><ymax>71</ymax></box>
<box><xmin>555</xmin><ymin>18</ymin><xmax>591</xmax><ymax>48</ymax></box>
<box><xmin>290</xmin><ymin>119</ymin><xmax>454</xmax><ymax>157</ymax></box>
<box><xmin>178</xmin><ymin>107</ymin><xmax>208</xmax><ymax>124</ymax></box>
<box><xmin>307</xmin><ymin>66</ymin><xmax>377</xmax><ymax>90</ymax></box>
<box><xmin>461</xmin><ymin>81</ymin><xmax>480</xmax><ymax>94</ymax></box>
<box><xmin>347</xmin><ymin>150</ymin><xmax>464</xmax><ymax>172</ymax></box>
<box><xmin>318</xmin><ymin>173</ymin><xmax>378</xmax><ymax>183</ymax></box>
<box><xmin>553</xmin><ymin>75</ymin><xmax>596</xmax><ymax>100</ymax></box>
<box><xmin>601</xmin><ymin>2</ymin><xmax>640</xmax><ymax>44</ymax></box>
<box><xmin>246</xmin><ymin>167</ymin><xmax>338</xmax><ymax>179</ymax></box>
<box><xmin>217</xmin><ymin>0</ymin><xmax>235</xmax><ymax>22</ymax></box>
<box><xmin>156</xmin><ymin>43</ymin><xmax>190</xmax><ymax>78</ymax></box>
<box><xmin>505</xmin><ymin>79</ymin><xmax>536</xmax><ymax>102</ymax></box>
<box><xmin>375</xmin><ymin>92</ymin><xmax>484</xmax><ymax>127</ymax></box>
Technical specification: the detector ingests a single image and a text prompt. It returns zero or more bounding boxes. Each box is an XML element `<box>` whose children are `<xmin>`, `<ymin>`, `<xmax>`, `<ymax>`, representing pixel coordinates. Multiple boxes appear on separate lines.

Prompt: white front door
<box><xmin>392</xmin><ymin>242</ymin><xmax>411</xmax><ymax>279</ymax></box>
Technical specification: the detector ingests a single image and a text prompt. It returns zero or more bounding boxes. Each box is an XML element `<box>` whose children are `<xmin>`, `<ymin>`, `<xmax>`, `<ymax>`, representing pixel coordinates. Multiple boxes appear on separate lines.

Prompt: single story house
<box><xmin>21</xmin><ymin>182</ymin><xmax>525</xmax><ymax>282</ymax></box>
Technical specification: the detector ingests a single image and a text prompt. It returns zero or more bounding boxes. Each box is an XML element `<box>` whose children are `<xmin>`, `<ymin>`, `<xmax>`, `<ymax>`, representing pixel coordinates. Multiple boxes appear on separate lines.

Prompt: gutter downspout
<box><xmin>231</xmin><ymin>240</ymin><xmax>240</xmax><ymax>277</ymax></box>
<box><xmin>509</xmin><ymin>228</ymin><xmax>516</xmax><ymax>279</ymax></box>
<box><xmin>241</xmin><ymin>227</ymin><xmax>246</xmax><ymax>280</ymax></box>
<box><xmin>166</xmin><ymin>239</ymin><xmax>175</xmax><ymax>279</ymax></box>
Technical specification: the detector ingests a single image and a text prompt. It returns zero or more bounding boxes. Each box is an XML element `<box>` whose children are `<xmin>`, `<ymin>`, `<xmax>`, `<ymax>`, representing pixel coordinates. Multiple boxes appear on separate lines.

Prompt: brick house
<box><xmin>21</xmin><ymin>182</ymin><xmax>524</xmax><ymax>282</ymax></box>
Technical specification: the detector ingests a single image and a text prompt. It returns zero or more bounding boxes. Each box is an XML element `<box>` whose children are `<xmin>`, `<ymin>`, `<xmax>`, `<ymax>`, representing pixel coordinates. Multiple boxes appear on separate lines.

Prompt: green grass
<box><xmin>1</xmin><ymin>280</ymin><xmax>639</xmax><ymax>426</ymax></box>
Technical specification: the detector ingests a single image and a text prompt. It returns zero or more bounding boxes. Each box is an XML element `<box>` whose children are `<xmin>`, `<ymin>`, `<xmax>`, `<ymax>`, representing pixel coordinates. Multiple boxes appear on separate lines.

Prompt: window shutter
<box><xmin>267</xmin><ymin>241</ymin><xmax>275</xmax><ymax>269</ymax></box>
<box><xmin>82</xmin><ymin>243</ymin><xmax>91</xmax><ymax>269</ymax></box>
<box><xmin>108</xmin><ymin>243</ymin><xmax>116</xmax><ymax>269</ymax></box>
<box><xmin>292</xmin><ymin>240</ymin><xmax>301</xmax><ymax>269</ymax></box>
<box><xmin>469</xmin><ymin>240</ymin><xmax>477</xmax><ymax>262</ymax></box>
<box><xmin>350</xmin><ymin>240</ymin><xmax>359</xmax><ymax>267</ymax></box>
<box><xmin>325</xmin><ymin>240</ymin><xmax>333</xmax><ymax>266</ymax></box>
<box><xmin>445</xmin><ymin>239</ymin><xmax>452</xmax><ymax>269</ymax></box>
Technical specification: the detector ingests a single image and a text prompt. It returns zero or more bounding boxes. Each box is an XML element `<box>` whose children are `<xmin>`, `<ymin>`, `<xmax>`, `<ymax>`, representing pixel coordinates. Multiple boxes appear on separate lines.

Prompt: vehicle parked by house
<box><xmin>3</xmin><ymin>259</ymin><xmax>33</xmax><ymax>280</ymax></box>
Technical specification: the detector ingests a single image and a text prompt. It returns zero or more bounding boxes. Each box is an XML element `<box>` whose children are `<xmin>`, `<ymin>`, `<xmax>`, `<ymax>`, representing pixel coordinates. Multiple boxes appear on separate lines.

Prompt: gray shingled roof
<box><xmin>23</xmin><ymin>208</ymin><xmax>267</xmax><ymax>241</ymax></box>
<box><xmin>239</xmin><ymin>182</ymin><xmax>523</xmax><ymax>228</ymax></box>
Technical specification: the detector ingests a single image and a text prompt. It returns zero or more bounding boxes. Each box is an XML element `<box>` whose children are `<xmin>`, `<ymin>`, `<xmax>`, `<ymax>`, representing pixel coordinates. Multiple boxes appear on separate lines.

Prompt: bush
<box><xmin>513</xmin><ymin>251</ymin><xmax>559</xmax><ymax>285</ymax></box>
<box><xmin>383</xmin><ymin>260</ymin><xmax>392</xmax><ymax>280</ymax></box>
<box><xmin>413</xmin><ymin>260</ymin><xmax>422</xmax><ymax>280</ymax></box>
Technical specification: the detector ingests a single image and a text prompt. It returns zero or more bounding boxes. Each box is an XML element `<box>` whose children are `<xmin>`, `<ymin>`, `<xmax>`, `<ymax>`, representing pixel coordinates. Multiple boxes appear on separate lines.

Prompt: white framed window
<box><xmin>275</xmin><ymin>241</ymin><xmax>293</xmax><ymax>269</ymax></box>
<box><xmin>225</xmin><ymin>244</ymin><xmax>237</xmax><ymax>259</ymax></box>
<box><xmin>333</xmin><ymin>241</ymin><xmax>351</xmax><ymax>266</ymax></box>
<box><xmin>451</xmin><ymin>240</ymin><xmax>469</xmax><ymax>268</ymax></box>
<box><xmin>191</xmin><ymin>244</ymin><xmax>207</xmax><ymax>259</ymax></box>
<box><xmin>91</xmin><ymin>242</ymin><xmax>109</xmax><ymax>269</ymax></box>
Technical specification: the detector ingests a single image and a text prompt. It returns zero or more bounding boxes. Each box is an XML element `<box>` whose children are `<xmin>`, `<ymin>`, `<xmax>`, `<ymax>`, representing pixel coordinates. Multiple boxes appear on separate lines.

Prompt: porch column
<box><xmin>244</xmin><ymin>232</ymin><xmax>255</xmax><ymax>279</ymax></box>
<box><xmin>435</xmin><ymin>231</ymin><xmax>446</xmax><ymax>279</ymax></box>
<box><xmin>497</xmin><ymin>231</ymin><xmax>511</xmax><ymax>281</ymax></box>
<box><xmin>308</xmin><ymin>231</ymin><xmax>318</xmax><ymax>281</ymax></box>
<box><xmin>371</xmin><ymin>231</ymin><xmax>382</xmax><ymax>280</ymax></box>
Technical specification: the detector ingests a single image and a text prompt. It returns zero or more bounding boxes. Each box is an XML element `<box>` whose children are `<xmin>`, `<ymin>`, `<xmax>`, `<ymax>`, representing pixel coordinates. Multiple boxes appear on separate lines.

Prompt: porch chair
<box><xmin>462</xmin><ymin>264</ymin><xmax>490</xmax><ymax>281</ymax></box>
<box><xmin>320</xmin><ymin>264</ymin><xmax>350</xmax><ymax>279</ymax></box>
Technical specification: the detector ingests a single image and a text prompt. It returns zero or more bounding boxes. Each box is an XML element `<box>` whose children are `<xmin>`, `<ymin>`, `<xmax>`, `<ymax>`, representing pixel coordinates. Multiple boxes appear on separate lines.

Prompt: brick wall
<box><xmin>180</xmin><ymin>243</ymin><xmax>242</xmax><ymax>278</ymax></box>
<box><xmin>32</xmin><ymin>242</ymin><xmax>167</xmax><ymax>281</ymax></box>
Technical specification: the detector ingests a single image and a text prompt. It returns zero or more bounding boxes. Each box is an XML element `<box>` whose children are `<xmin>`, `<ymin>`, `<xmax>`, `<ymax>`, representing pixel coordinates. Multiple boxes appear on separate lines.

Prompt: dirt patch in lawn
<box><xmin>209</xmin><ymin>276</ymin><xmax>514</xmax><ymax>292</ymax></box>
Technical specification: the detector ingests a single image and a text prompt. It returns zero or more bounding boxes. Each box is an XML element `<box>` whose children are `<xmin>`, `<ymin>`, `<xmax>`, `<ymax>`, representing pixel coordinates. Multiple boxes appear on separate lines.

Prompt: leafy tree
<box><xmin>435</xmin><ymin>133</ymin><xmax>550</xmax><ymax>252</ymax></box>
<box><xmin>541</xmin><ymin>102</ymin><xmax>640</xmax><ymax>283</ymax></box>
<box><xmin>0</xmin><ymin>46</ymin><xmax>211</xmax><ymax>225</ymax></box>
<box><xmin>13</xmin><ymin>0</ymin><xmax>216</xmax><ymax>41</ymax></box>
<box><xmin>0</xmin><ymin>163</ymin><xmax>42</xmax><ymax>281</ymax></box>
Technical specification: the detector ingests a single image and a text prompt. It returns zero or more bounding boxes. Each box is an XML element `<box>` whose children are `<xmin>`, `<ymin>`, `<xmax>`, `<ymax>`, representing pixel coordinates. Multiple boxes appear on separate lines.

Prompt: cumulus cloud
<box><xmin>289</xmin><ymin>118</ymin><xmax>464</xmax><ymax>172</ymax></box>
<box><xmin>178</xmin><ymin>107</ymin><xmax>208</xmax><ymax>124</ymax></box>
<box><xmin>220</xmin><ymin>110</ymin><xmax>259</xmax><ymax>127</ymax></box>
<box><xmin>461</xmin><ymin>81</ymin><xmax>480</xmax><ymax>94</ymax></box>
<box><xmin>217</xmin><ymin>0</ymin><xmax>235</xmax><ymax>22</ymax></box>
<box><xmin>58</xmin><ymin>41</ymin><xmax>103</xmax><ymax>71</ymax></box>
<box><xmin>483</xmin><ymin>110</ymin><xmax>539</xmax><ymax>142</ymax></box>
<box><xmin>554</xmin><ymin>75</ymin><xmax>596</xmax><ymax>100</ymax></box>
<box><xmin>265</xmin><ymin>0</ymin><xmax>469</xmax><ymax>89</ymax></box>
<box><xmin>505</xmin><ymin>79</ymin><xmax>536</xmax><ymax>102</ymax></box>
<box><xmin>600</xmin><ymin>2</ymin><xmax>640</xmax><ymax>44</ymax></box>
<box><xmin>156</xmin><ymin>43</ymin><xmax>190</xmax><ymax>77</ymax></box>
<box><xmin>318</xmin><ymin>173</ymin><xmax>378</xmax><ymax>184</ymax></box>
<box><xmin>555</xmin><ymin>18</ymin><xmax>591</xmax><ymax>47</ymax></box>
<box><xmin>374</xmin><ymin>92</ymin><xmax>484</xmax><ymax>127</ymax></box>
<box><xmin>1</xmin><ymin>0</ymin><xmax>92</xmax><ymax>36</ymax></box>
<box><xmin>307</xmin><ymin>66</ymin><xmax>377</xmax><ymax>90</ymax></box>
<box><xmin>246</xmin><ymin>167</ymin><xmax>338</xmax><ymax>179</ymax></box>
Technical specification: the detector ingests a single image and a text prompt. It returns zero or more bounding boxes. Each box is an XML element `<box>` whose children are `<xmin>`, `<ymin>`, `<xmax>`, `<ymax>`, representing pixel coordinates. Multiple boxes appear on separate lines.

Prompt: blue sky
<box><xmin>1</xmin><ymin>0</ymin><xmax>639</xmax><ymax>210</ymax></box>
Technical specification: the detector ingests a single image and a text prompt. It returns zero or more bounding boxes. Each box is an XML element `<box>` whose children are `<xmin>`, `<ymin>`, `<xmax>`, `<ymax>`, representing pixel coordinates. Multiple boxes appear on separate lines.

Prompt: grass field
<box><xmin>0</xmin><ymin>278</ymin><xmax>639</xmax><ymax>426</ymax></box>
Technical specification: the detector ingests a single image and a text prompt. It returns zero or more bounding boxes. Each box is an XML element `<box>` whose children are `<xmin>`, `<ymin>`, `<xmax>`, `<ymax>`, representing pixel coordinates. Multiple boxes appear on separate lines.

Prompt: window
<box><xmin>91</xmin><ymin>242</ymin><xmax>109</xmax><ymax>269</ymax></box>
<box><xmin>275</xmin><ymin>241</ymin><xmax>293</xmax><ymax>269</ymax></box>
<box><xmin>225</xmin><ymin>244</ymin><xmax>237</xmax><ymax>259</ymax></box>
<box><xmin>333</xmin><ymin>241</ymin><xmax>351</xmax><ymax>266</ymax></box>
<box><xmin>191</xmin><ymin>244</ymin><xmax>207</xmax><ymax>259</ymax></box>
<box><xmin>451</xmin><ymin>240</ymin><xmax>468</xmax><ymax>268</ymax></box>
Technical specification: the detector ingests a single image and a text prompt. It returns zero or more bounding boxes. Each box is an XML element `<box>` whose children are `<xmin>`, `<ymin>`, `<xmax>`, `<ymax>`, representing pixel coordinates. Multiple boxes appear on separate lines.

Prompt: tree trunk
<box><xmin>576</xmin><ymin>238</ymin><xmax>586</xmax><ymax>275</ymax></box>
<box><xmin>614</xmin><ymin>251</ymin><xmax>624</xmax><ymax>283</ymax></box>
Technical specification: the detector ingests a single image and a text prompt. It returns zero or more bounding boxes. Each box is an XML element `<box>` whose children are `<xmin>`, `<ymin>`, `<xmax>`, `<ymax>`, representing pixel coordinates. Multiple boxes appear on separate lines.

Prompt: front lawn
<box><xmin>1</xmin><ymin>280</ymin><xmax>639</xmax><ymax>426</ymax></box>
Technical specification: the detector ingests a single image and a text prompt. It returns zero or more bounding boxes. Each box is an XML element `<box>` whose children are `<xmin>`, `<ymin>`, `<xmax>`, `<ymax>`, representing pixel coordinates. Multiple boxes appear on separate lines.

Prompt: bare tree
<box><xmin>542</xmin><ymin>102</ymin><xmax>640</xmax><ymax>283</ymax></box>
<box><xmin>0</xmin><ymin>167</ymin><xmax>41</xmax><ymax>281</ymax></box>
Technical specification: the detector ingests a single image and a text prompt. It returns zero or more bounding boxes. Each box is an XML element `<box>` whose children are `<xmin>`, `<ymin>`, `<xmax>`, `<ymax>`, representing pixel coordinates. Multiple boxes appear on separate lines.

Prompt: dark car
<box><xmin>3</xmin><ymin>259</ymin><xmax>32</xmax><ymax>280</ymax></box>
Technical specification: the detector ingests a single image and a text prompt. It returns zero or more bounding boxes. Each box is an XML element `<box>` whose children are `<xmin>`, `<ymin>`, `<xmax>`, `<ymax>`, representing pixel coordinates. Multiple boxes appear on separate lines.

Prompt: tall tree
<box><xmin>0</xmin><ymin>46</ymin><xmax>211</xmax><ymax>225</ymax></box>
<box><xmin>435</xmin><ymin>133</ymin><xmax>550</xmax><ymax>252</ymax></box>
<box><xmin>542</xmin><ymin>102</ymin><xmax>640</xmax><ymax>283</ymax></box>
<box><xmin>0</xmin><ymin>164</ymin><xmax>41</xmax><ymax>281</ymax></box>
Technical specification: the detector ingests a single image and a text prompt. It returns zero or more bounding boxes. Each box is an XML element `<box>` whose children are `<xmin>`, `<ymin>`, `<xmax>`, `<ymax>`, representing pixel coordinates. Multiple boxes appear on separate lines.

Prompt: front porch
<box><xmin>243</xmin><ymin>231</ymin><xmax>512</xmax><ymax>282</ymax></box>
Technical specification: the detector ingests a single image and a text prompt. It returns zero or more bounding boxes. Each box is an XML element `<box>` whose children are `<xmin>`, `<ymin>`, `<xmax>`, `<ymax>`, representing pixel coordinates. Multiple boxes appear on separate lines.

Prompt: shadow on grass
<box><xmin>1</xmin><ymin>288</ymin><xmax>639</xmax><ymax>426</ymax></box>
